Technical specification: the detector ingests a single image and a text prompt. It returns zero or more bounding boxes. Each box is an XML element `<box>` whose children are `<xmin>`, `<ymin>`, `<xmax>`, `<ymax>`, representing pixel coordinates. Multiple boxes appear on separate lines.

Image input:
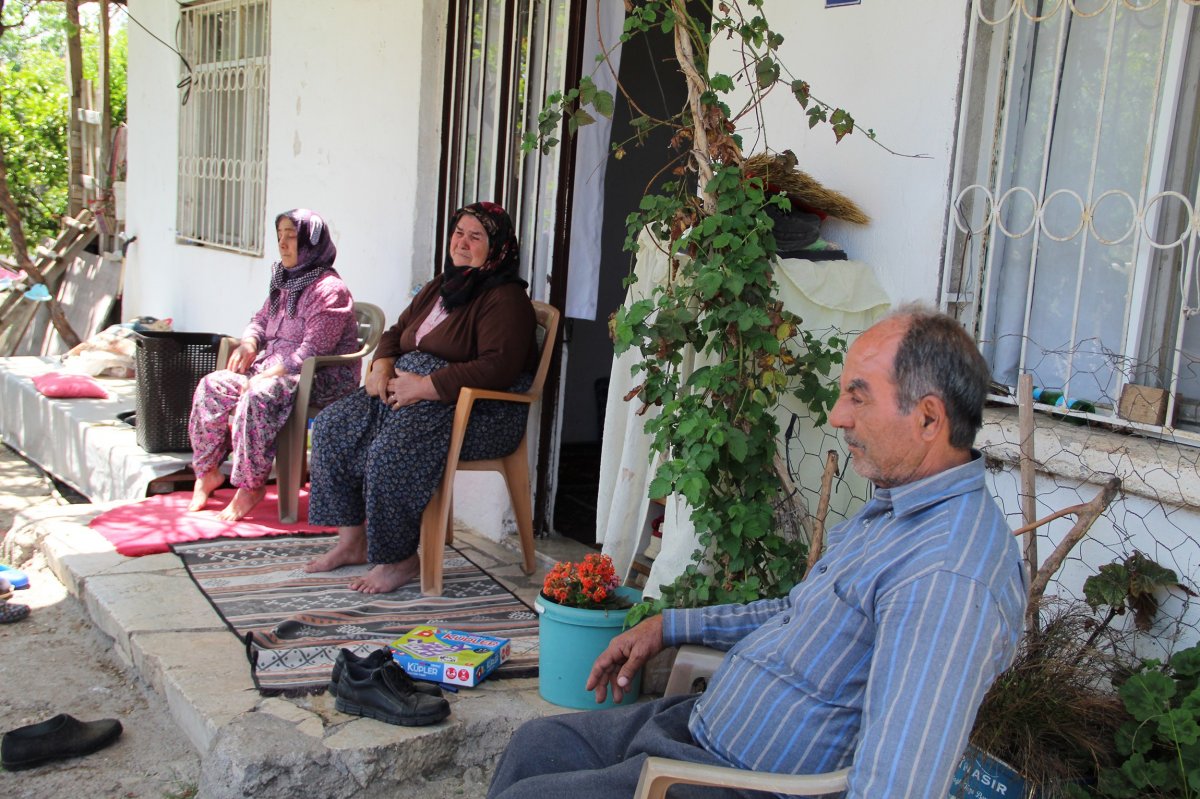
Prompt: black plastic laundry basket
<box><xmin>133</xmin><ymin>331</ymin><xmax>224</xmax><ymax>453</ymax></box>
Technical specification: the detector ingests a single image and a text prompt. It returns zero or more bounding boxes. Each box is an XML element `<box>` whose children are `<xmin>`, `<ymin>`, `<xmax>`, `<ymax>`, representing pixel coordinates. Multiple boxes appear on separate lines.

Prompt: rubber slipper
<box><xmin>0</xmin><ymin>576</ymin><xmax>11</xmax><ymax>602</ymax></box>
<box><xmin>0</xmin><ymin>602</ymin><xmax>30</xmax><ymax>624</ymax></box>
<box><xmin>0</xmin><ymin>564</ymin><xmax>29</xmax><ymax>590</ymax></box>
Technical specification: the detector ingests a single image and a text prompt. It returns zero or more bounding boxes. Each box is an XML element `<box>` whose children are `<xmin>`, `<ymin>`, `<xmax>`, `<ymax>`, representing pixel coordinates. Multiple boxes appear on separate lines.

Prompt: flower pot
<box><xmin>534</xmin><ymin>585</ymin><xmax>643</xmax><ymax>710</ymax></box>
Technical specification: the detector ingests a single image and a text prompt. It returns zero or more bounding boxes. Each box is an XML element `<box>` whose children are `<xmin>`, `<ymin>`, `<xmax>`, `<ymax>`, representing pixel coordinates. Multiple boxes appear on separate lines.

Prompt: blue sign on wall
<box><xmin>825</xmin><ymin>0</ymin><xmax>862</xmax><ymax>7</ymax></box>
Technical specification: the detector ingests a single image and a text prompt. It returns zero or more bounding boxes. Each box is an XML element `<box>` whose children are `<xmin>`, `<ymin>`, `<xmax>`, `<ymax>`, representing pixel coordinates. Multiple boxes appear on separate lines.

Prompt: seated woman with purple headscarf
<box><xmin>187</xmin><ymin>209</ymin><xmax>361</xmax><ymax>521</ymax></box>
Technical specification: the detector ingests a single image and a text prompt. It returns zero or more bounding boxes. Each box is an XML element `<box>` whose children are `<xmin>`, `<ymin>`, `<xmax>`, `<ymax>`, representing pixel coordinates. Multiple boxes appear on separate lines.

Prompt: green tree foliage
<box><xmin>0</xmin><ymin>3</ymin><xmax>126</xmax><ymax>255</ymax></box>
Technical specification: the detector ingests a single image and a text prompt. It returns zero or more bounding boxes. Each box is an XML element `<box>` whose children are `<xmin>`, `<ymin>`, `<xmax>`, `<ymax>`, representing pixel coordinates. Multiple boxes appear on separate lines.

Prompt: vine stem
<box><xmin>672</xmin><ymin>0</ymin><xmax>716</xmax><ymax>214</ymax></box>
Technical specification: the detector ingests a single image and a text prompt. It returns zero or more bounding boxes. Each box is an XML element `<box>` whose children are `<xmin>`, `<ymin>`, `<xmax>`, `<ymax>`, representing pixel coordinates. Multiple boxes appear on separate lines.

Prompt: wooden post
<box><xmin>1017</xmin><ymin>375</ymin><xmax>1037</xmax><ymax>585</ymax></box>
<box><xmin>803</xmin><ymin>450</ymin><xmax>839</xmax><ymax>579</ymax></box>
<box><xmin>100</xmin><ymin>0</ymin><xmax>112</xmax><ymax>199</ymax></box>
<box><xmin>65</xmin><ymin>0</ymin><xmax>85</xmax><ymax>217</ymax></box>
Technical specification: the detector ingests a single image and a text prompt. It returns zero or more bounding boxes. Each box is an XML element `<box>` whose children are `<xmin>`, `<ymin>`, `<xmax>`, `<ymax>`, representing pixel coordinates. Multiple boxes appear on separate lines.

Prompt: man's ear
<box><xmin>916</xmin><ymin>394</ymin><xmax>949</xmax><ymax>442</ymax></box>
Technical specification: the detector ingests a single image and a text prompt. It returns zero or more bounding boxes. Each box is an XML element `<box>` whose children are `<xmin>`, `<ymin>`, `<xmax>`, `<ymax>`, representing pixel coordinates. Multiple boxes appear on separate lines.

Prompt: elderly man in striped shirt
<box><xmin>489</xmin><ymin>306</ymin><xmax>1028</xmax><ymax>799</ymax></box>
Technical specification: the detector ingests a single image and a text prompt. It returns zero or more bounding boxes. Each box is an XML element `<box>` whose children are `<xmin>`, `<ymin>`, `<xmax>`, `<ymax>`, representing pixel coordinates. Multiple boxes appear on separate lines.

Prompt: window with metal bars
<box><xmin>436</xmin><ymin>0</ymin><xmax>576</xmax><ymax>292</ymax></box>
<box><xmin>944</xmin><ymin>0</ymin><xmax>1200</xmax><ymax>434</ymax></box>
<box><xmin>176</xmin><ymin>0</ymin><xmax>270</xmax><ymax>256</ymax></box>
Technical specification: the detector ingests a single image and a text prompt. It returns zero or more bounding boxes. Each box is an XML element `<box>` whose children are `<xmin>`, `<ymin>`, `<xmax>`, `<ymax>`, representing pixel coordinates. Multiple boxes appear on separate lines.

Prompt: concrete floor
<box><xmin>0</xmin><ymin>444</ymin><xmax>623</xmax><ymax>798</ymax></box>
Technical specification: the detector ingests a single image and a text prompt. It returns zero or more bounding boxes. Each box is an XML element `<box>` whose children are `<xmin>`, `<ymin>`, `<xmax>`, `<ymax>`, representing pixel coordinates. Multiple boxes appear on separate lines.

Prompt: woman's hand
<box><xmin>227</xmin><ymin>339</ymin><xmax>258</xmax><ymax>374</ymax></box>
<box><xmin>585</xmin><ymin>614</ymin><xmax>665</xmax><ymax>704</ymax></box>
<box><xmin>365</xmin><ymin>358</ymin><xmax>395</xmax><ymax>398</ymax></box>
<box><xmin>249</xmin><ymin>364</ymin><xmax>286</xmax><ymax>386</ymax></box>
<box><xmin>386</xmin><ymin>372</ymin><xmax>438</xmax><ymax>409</ymax></box>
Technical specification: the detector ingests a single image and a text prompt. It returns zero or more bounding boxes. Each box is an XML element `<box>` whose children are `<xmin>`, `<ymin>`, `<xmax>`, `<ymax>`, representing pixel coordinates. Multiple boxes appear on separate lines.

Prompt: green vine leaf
<box><xmin>755</xmin><ymin>56</ymin><xmax>779</xmax><ymax>89</ymax></box>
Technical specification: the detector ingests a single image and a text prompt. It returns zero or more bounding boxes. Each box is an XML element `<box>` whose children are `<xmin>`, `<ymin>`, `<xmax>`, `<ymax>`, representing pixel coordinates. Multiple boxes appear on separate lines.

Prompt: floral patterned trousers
<box><xmin>188</xmin><ymin>370</ymin><xmax>300</xmax><ymax>489</ymax></box>
<box><xmin>307</xmin><ymin>351</ymin><xmax>531</xmax><ymax>564</ymax></box>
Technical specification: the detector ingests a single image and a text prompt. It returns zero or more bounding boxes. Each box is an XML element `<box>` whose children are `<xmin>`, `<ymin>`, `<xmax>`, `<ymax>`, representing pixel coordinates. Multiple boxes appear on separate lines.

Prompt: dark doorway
<box><xmin>552</xmin><ymin>17</ymin><xmax>706</xmax><ymax>545</ymax></box>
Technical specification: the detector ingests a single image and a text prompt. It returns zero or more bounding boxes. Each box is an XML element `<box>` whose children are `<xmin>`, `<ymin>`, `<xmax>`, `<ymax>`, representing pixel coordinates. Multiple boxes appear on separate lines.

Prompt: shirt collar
<box><xmin>871</xmin><ymin>450</ymin><xmax>986</xmax><ymax>519</ymax></box>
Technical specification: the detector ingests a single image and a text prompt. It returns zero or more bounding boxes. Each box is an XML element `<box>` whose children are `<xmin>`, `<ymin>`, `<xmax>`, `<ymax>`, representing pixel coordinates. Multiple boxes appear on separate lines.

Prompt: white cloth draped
<box><xmin>597</xmin><ymin>235</ymin><xmax>892</xmax><ymax>596</ymax></box>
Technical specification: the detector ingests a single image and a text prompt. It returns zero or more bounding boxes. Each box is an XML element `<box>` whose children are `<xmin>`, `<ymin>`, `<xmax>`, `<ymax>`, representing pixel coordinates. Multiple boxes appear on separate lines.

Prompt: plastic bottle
<box><xmin>1056</xmin><ymin>396</ymin><xmax>1097</xmax><ymax>417</ymax></box>
<box><xmin>1031</xmin><ymin>387</ymin><xmax>1063</xmax><ymax>406</ymax></box>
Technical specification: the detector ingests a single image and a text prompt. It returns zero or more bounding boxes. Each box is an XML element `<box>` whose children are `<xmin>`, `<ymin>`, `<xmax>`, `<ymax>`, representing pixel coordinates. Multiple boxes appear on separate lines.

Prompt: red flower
<box><xmin>542</xmin><ymin>553</ymin><xmax>625</xmax><ymax>610</ymax></box>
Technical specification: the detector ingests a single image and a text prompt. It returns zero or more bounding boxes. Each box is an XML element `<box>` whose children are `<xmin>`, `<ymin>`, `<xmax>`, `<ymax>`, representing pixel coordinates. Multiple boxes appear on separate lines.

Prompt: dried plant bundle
<box><xmin>744</xmin><ymin>151</ymin><xmax>871</xmax><ymax>225</ymax></box>
<box><xmin>969</xmin><ymin>601</ymin><xmax>1130</xmax><ymax>795</ymax></box>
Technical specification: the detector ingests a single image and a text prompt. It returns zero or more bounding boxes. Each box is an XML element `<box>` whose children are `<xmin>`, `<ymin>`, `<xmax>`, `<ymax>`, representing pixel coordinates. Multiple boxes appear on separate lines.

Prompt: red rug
<box><xmin>89</xmin><ymin>487</ymin><xmax>335</xmax><ymax>556</ymax></box>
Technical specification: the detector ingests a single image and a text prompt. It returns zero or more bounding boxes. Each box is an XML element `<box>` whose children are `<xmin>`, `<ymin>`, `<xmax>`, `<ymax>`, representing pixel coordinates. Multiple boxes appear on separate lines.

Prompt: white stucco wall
<box><xmin>123</xmin><ymin>0</ymin><xmax>517</xmax><ymax>541</ymax></box>
<box><xmin>124</xmin><ymin>0</ymin><xmax>443</xmax><ymax>334</ymax></box>
<box><xmin>709</xmin><ymin>2</ymin><xmax>970</xmax><ymax>305</ymax></box>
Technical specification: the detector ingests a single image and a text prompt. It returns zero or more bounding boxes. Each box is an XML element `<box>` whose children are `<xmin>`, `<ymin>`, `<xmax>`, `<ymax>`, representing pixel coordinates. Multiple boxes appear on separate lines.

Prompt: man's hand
<box><xmin>365</xmin><ymin>359</ymin><xmax>395</xmax><ymax>398</ymax></box>
<box><xmin>227</xmin><ymin>339</ymin><xmax>258</xmax><ymax>374</ymax></box>
<box><xmin>586</xmin><ymin>613</ymin><xmax>665</xmax><ymax>704</ymax></box>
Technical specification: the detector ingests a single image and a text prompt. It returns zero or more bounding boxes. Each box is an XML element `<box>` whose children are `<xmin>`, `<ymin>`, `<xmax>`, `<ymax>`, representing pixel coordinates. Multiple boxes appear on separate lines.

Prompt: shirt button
<box><xmin>782</xmin><ymin>615</ymin><xmax>791</xmax><ymax>624</ymax></box>
<box><xmin>819</xmin><ymin>565</ymin><xmax>828</xmax><ymax>574</ymax></box>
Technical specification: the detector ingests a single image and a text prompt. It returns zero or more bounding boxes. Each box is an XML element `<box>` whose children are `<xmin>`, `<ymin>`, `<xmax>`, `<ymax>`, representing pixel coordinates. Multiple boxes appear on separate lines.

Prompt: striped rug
<box><xmin>173</xmin><ymin>534</ymin><xmax>539</xmax><ymax>695</ymax></box>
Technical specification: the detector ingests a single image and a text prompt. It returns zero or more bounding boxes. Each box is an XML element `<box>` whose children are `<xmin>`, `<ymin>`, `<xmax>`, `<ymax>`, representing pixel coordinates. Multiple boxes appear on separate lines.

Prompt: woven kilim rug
<box><xmin>172</xmin><ymin>534</ymin><xmax>539</xmax><ymax>694</ymax></box>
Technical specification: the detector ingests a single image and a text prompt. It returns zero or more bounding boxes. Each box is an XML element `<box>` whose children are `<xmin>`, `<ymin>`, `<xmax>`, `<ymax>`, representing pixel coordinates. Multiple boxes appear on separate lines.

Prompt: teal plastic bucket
<box><xmin>535</xmin><ymin>585</ymin><xmax>643</xmax><ymax>710</ymax></box>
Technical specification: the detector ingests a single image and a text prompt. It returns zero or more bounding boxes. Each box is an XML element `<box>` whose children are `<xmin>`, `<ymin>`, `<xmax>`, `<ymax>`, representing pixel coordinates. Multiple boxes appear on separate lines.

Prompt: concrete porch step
<box><xmin>6</xmin><ymin>501</ymin><xmax>597</xmax><ymax>799</ymax></box>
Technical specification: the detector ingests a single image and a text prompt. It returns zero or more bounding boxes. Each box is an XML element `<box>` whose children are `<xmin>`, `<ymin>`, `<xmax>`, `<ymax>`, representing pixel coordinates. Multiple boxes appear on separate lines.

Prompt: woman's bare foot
<box><xmin>187</xmin><ymin>471</ymin><xmax>225</xmax><ymax>511</ymax></box>
<box><xmin>349</xmin><ymin>555</ymin><xmax>420</xmax><ymax>594</ymax></box>
<box><xmin>216</xmin><ymin>485</ymin><xmax>267</xmax><ymax>522</ymax></box>
<box><xmin>305</xmin><ymin>526</ymin><xmax>368</xmax><ymax>573</ymax></box>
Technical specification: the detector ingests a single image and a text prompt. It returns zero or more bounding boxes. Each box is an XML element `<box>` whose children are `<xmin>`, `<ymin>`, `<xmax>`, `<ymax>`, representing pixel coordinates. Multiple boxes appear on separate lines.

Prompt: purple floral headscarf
<box><xmin>269</xmin><ymin>208</ymin><xmax>338</xmax><ymax>317</ymax></box>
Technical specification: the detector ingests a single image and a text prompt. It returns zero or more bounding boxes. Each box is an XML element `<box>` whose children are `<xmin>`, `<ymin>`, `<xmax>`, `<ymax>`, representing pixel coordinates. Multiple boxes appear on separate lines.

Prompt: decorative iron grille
<box><xmin>176</xmin><ymin>0</ymin><xmax>270</xmax><ymax>256</ymax></box>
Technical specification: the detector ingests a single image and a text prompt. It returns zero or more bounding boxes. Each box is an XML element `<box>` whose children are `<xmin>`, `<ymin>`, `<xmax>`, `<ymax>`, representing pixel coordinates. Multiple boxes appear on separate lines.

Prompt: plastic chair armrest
<box><xmin>664</xmin><ymin>645</ymin><xmax>727</xmax><ymax>696</ymax></box>
<box><xmin>634</xmin><ymin>757</ymin><xmax>849</xmax><ymax>799</ymax></box>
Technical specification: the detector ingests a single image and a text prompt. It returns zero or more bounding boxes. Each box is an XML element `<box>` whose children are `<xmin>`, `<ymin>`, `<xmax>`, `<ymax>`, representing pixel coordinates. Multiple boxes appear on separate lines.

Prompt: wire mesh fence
<box><xmin>778</xmin><ymin>325</ymin><xmax>1200</xmax><ymax>657</ymax></box>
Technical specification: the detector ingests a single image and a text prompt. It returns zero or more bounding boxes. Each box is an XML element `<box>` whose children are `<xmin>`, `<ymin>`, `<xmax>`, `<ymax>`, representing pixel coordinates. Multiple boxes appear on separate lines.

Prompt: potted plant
<box><xmin>535</xmin><ymin>553</ymin><xmax>642</xmax><ymax>710</ymax></box>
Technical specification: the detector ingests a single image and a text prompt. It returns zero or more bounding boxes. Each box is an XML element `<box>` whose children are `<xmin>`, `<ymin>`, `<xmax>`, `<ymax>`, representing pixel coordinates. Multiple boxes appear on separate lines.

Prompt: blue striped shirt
<box><xmin>662</xmin><ymin>454</ymin><xmax>1027</xmax><ymax>798</ymax></box>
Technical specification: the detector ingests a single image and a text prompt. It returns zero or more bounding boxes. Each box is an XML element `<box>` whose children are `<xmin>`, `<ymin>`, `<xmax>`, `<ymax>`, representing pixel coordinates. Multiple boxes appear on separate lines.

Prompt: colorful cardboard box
<box><xmin>390</xmin><ymin>626</ymin><xmax>511</xmax><ymax>688</ymax></box>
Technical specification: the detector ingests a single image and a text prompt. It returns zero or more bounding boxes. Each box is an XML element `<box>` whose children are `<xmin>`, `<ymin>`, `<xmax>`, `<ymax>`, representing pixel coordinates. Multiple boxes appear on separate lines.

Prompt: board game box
<box><xmin>390</xmin><ymin>626</ymin><xmax>511</xmax><ymax>688</ymax></box>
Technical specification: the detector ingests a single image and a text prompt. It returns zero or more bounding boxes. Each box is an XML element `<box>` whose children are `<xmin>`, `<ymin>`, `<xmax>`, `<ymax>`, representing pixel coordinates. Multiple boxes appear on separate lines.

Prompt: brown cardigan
<box><xmin>373</xmin><ymin>278</ymin><xmax>538</xmax><ymax>404</ymax></box>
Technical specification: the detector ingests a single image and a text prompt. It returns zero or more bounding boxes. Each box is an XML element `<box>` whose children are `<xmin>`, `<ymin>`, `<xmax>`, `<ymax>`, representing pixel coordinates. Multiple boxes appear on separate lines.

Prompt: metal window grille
<box><xmin>176</xmin><ymin>0</ymin><xmax>270</xmax><ymax>256</ymax></box>
<box><xmin>437</xmin><ymin>0</ymin><xmax>573</xmax><ymax>293</ymax></box>
<box><xmin>944</xmin><ymin>0</ymin><xmax>1200</xmax><ymax>435</ymax></box>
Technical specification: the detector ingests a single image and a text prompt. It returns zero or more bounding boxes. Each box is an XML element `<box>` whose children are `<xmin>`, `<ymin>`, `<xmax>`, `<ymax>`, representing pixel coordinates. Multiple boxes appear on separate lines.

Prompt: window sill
<box><xmin>978</xmin><ymin>406</ymin><xmax>1200</xmax><ymax>508</ymax></box>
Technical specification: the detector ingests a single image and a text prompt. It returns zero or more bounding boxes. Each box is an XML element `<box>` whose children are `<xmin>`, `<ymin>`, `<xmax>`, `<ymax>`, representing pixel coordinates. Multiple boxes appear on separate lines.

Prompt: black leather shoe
<box><xmin>330</xmin><ymin>648</ymin><xmax>442</xmax><ymax>698</ymax></box>
<box><xmin>329</xmin><ymin>647</ymin><xmax>391</xmax><ymax>688</ymax></box>
<box><xmin>1</xmin><ymin>714</ymin><xmax>123</xmax><ymax>770</ymax></box>
<box><xmin>334</xmin><ymin>661</ymin><xmax>450</xmax><ymax>727</ymax></box>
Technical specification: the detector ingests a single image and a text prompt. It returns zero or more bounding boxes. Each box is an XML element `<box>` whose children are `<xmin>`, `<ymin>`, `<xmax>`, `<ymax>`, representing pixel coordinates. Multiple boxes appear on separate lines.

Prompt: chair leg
<box><xmin>501</xmin><ymin>441</ymin><xmax>536</xmax><ymax>576</ymax></box>
<box><xmin>276</xmin><ymin>411</ymin><xmax>302</xmax><ymax>524</ymax></box>
<box><xmin>445</xmin><ymin>495</ymin><xmax>454</xmax><ymax>546</ymax></box>
<box><xmin>420</xmin><ymin>480</ymin><xmax>450</xmax><ymax>596</ymax></box>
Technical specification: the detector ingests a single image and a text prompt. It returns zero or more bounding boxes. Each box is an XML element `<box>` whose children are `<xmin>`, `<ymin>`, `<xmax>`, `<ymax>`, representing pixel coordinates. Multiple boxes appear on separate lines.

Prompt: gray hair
<box><xmin>889</xmin><ymin>304</ymin><xmax>991</xmax><ymax>450</ymax></box>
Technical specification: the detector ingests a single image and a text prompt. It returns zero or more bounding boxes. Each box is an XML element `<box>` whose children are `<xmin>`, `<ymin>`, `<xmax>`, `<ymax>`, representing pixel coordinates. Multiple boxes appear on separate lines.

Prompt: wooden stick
<box><xmin>804</xmin><ymin>450</ymin><xmax>839</xmax><ymax>578</ymax></box>
<box><xmin>774</xmin><ymin>453</ymin><xmax>813</xmax><ymax>540</ymax></box>
<box><xmin>1017</xmin><ymin>375</ymin><xmax>1038</xmax><ymax>583</ymax></box>
<box><xmin>1027</xmin><ymin>476</ymin><xmax>1121</xmax><ymax>626</ymax></box>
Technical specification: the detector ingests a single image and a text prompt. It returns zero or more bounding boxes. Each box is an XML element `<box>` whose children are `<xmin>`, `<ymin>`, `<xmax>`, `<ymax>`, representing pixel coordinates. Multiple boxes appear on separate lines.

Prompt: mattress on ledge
<box><xmin>0</xmin><ymin>356</ymin><xmax>191</xmax><ymax>502</ymax></box>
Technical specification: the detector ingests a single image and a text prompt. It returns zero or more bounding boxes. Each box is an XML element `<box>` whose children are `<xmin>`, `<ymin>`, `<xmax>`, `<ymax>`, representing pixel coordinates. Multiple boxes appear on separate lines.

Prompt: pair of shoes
<box><xmin>0</xmin><ymin>564</ymin><xmax>29</xmax><ymax>590</ymax></box>
<box><xmin>0</xmin><ymin>602</ymin><xmax>29</xmax><ymax>624</ymax></box>
<box><xmin>330</xmin><ymin>647</ymin><xmax>442</xmax><ymax>698</ymax></box>
<box><xmin>1</xmin><ymin>713</ymin><xmax>123</xmax><ymax>770</ymax></box>
<box><xmin>333</xmin><ymin>658</ymin><xmax>450</xmax><ymax>727</ymax></box>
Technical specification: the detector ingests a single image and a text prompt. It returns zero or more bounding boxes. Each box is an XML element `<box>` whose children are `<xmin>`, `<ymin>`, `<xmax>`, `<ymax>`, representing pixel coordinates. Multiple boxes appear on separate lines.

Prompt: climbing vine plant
<box><xmin>527</xmin><ymin>0</ymin><xmax>880</xmax><ymax>619</ymax></box>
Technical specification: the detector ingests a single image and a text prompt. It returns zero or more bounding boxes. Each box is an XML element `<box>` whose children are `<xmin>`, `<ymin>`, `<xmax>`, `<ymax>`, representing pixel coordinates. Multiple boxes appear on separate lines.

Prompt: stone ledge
<box><xmin>978</xmin><ymin>406</ymin><xmax>1200</xmax><ymax>507</ymax></box>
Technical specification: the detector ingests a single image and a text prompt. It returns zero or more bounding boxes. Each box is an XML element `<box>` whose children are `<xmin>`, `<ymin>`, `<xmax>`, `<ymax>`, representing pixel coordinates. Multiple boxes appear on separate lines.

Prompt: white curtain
<box><xmin>985</xmin><ymin>5</ymin><xmax>1174</xmax><ymax>404</ymax></box>
<box><xmin>564</xmin><ymin>2</ymin><xmax>626</xmax><ymax>320</ymax></box>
